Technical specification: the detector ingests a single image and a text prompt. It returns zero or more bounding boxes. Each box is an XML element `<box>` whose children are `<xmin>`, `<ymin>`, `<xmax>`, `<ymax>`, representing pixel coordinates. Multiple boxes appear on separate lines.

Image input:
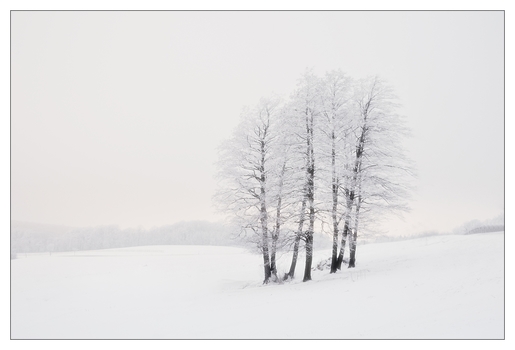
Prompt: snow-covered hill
<box><xmin>11</xmin><ymin>231</ymin><xmax>504</xmax><ymax>339</ymax></box>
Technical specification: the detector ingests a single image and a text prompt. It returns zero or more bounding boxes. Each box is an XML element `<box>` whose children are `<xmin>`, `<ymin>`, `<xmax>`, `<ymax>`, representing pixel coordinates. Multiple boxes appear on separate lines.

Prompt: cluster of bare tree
<box><xmin>216</xmin><ymin>70</ymin><xmax>413</xmax><ymax>283</ymax></box>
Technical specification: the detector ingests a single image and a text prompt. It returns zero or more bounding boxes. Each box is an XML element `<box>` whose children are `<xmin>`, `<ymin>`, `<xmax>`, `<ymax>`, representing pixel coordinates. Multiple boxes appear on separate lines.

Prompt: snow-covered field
<box><xmin>11</xmin><ymin>232</ymin><xmax>504</xmax><ymax>339</ymax></box>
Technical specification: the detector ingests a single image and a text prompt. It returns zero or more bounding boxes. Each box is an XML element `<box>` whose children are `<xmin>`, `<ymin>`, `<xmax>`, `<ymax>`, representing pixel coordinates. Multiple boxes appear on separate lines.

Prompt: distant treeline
<box><xmin>465</xmin><ymin>225</ymin><xmax>504</xmax><ymax>235</ymax></box>
<box><xmin>360</xmin><ymin>215</ymin><xmax>505</xmax><ymax>245</ymax></box>
<box><xmin>11</xmin><ymin>221</ymin><xmax>236</xmax><ymax>255</ymax></box>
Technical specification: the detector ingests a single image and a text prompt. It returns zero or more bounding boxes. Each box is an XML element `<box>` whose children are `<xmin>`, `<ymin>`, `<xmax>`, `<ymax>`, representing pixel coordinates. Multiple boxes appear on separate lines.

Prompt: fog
<box><xmin>11</xmin><ymin>11</ymin><xmax>504</xmax><ymax>236</ymax></box>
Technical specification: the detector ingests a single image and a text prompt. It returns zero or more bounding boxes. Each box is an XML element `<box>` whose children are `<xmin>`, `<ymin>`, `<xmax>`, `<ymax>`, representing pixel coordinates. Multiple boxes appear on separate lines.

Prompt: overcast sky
<box><xmin>11</xmin><ymin>11</ymin><xmax>504</xmax><ymax>235</ymax></box>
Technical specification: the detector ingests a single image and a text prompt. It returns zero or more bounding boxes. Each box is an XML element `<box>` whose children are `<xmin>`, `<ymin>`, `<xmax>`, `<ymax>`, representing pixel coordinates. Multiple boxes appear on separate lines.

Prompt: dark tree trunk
<box><xmin>348</xmin><ymin>193</ymin><xmax>361</xmax><ymax>268</ymax></box>
<box><xmin>330</xmin><ymin>229</ymin><xmax>339</xmax><ymax>273</ymax></box>
<box><xmin>348</xmin><ymin>229</ymin><xmax>357</xmax><ymax>268</ymax></box>
<box><xmin>303</xmin><ymin>194</ymin><xmax>315</xmax><ymax>282</ymax></box>
<box><xmin>270</xmin><ymin>234</ymin><xmax>277</xmax><ymax>278</ymax></box>
<box><xmin>285</xmin><ymin>196</ymin><xmax>307</xmax><ymax>280</ymax></box>
<box><xmin>262</xmin><ymin>250</ymin><xmax>272</xmax><ymax>284</ymax></box>
<box><xmin>336</xmin><ymin>218</ymin><xmax>349</xmax><ymax>270</ymax></box>
<box><xmin>303</xmin><ymin>230</ymin><xmax>313</xmax><ymax>282</ymax></box>
<box><xmin>285</xmin><ymin>233</ymin><xmax>301</xmax><ymax>280</ymax></box>
<box><xmin>270</xmin><ymin>221</ymin><xmax>280</xmax><ymax>279</ymax></box>
<box><xmin>261</xmin><ymin>212</ymin><xmax>271</xmax><ymax>284</ymax></box>
<box><xmin>330</xmin><ymin>133</ymin><xmax>339</xmax><ymax>274</ymax></box>
<box><xmin>337</xmin><ymin>181</ymin><xmax>355</xmax><ymax>269</ymax></box>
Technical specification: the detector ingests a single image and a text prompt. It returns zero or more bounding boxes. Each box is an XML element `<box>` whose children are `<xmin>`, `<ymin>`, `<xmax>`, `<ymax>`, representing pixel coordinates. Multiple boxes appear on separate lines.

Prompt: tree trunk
<box><xmin>303</xmin><ymin>230</ymin><xmax>313</xmax><ymax>282</ymax></box>
<box><xmin>330</xmin><ymin>227</ymin><xmax>339</xmax><ymax>273</ymax></box>
<box><xmin>262</xmin><ymin>249</ymin><xmax>272</xmax><ymax>284</ymax></box>
<box><xmin>345</xmin><ymin>115</ymin><xmax>365</xmax><ymax>270</ymax></box>
<box><xmin>348</xmin><ymin>193</ymin><xmax>361</xmax><ymax>268</ymax></box>
<box><xmin>348</xmin><ymin>229</ymin><xmax>357</xmax><ymax>268</ymax></box>
<box><xmin>285</xmin><ymin>195</ymin><xmax>307</xmax><ymax>281</ymax></box>
<box><xmin>261</xmin><ymin>210</ymin><xmax>271</xmax><ymax>284</ymax></box>
<box><xmin>339</xmin><ymin>112</ymin><xmax>365</xmax><ymax>270</ymax></box>
<box><xmin>303</xmin><ymin>110</ymin><xmax>315</xmax><ymax>282</ymax></box>
<box><xmin>260</xmin><ymin>138</ymin><xmax>271</xmax><ymax>284</ymax></box>
<box><xmin>336</xmin><ymin>218</ymin><xmax>349</xmax><ymax>270</ymax></box>
<box><xmin>270</xmin><ymin>233</ymin><xmax>277</xmax><ymax>278</ymax></box>
<box><xmin>285</xmin><ymin>232</ymin><xmax>301</xmax><ymax>280</ymax></box>
<box><xmin>330</xmin><ymin>133</ymin><xmax>339</xmax><ymax>273</ymax></box>
<box><xmin>271</xmin><ymin>161</ymin><xmax>286</xmax><ymax>280</ymax></box>
<box><xmin>303</xmin><ymin>192</ymin><xmax>315</xmax><ymax>282</ymax></box>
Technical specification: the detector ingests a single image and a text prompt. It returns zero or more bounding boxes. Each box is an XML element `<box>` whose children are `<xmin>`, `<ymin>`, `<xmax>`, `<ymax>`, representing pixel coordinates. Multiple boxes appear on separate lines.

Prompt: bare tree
<box><xmin>267</xmin><ymin>111</ymin><xmax>300</xmax><ymax>281</ymax></box>
<box><xmin>215</xmin><ymin>97</ymin><xmax>283</xmax><ymax>283</ymax></box>
<box><xmin>284</xmin><ymin>71</ymin><xmax>322</xmax><ymax>282</ymax></box>
<box><xmin>316</xmin><ymin>70</ymin><xmax>354</xmax><ymax>274</ymax></box>
<box><xmin>344</xmin><ymin>76</ymin><xmax>414</xmax><ymax>268</ymax></box>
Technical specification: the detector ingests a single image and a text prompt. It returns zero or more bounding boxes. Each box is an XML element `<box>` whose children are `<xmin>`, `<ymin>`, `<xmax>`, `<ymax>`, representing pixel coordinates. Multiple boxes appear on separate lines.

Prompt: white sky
<box><xmin>10</xmin><ymin>10</ymin><xmax>504</xmax><ymax>235</ymax></box>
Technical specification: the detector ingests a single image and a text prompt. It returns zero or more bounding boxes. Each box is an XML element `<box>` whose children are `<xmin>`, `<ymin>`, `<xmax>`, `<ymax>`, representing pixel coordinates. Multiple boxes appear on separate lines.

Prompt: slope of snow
<box><xmin>11</xmin><ymin>232</ymin><xmax>504</xmax><ymax>339</ymax></box>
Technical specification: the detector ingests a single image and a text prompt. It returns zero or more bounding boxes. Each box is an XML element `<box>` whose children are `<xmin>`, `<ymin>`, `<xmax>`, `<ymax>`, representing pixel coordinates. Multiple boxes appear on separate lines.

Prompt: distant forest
<box><xmin>11</xmin><ymin>221</ymin><xmax>235</xmax><ymax>255</ymax></box>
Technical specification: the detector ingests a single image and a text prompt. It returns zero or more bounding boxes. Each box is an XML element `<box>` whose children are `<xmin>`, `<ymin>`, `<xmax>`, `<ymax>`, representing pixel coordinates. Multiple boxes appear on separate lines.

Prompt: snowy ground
<box><xmin>11</xmin><ymin>232</ymin><xmax>504</xmax><ymax>339</ymax></box>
